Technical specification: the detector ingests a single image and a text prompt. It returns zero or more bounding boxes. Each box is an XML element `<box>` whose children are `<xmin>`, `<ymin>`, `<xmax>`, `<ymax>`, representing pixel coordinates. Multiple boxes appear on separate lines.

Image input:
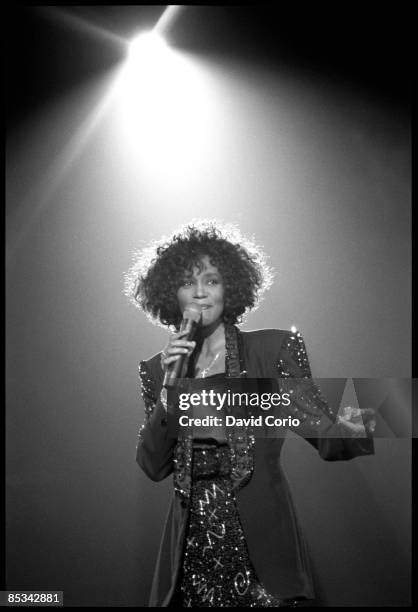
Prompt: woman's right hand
<box><xmin>160</xmin><ymin>330</ymin><xmax>196</xmax><ymax>373</ymax></box>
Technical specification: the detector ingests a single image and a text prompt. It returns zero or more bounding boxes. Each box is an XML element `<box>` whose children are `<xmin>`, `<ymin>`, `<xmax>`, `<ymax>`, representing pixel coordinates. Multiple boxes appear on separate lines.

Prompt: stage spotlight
<box><xmin>127</xmin><ymin>31</ymin><xmax>169</xmax><ymax>71</ymax></box>
<box><xmin>114</xmin><ymin>27</ymin><xmax>219</xmax><ymax>188</ymax></box>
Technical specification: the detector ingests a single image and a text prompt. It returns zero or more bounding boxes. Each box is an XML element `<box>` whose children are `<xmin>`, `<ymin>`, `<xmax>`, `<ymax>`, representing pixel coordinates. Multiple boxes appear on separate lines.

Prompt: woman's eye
<box><xmin>208</xmin><ymin>278</ymin><xmax>219</xmax><ymax>285</ymax></box>
<box><xmin>181</xmin><ymin>279</ymin><xmax>193</xmax><ymax>287</ymax></box>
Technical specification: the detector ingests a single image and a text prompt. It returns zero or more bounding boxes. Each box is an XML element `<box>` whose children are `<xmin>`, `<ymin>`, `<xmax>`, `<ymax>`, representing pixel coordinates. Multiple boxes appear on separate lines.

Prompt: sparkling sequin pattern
<box><xmin>138</xmin><ymin>360</ymin><xmax>193</xmax><ymax>497</ymax></box>
<box><xmin>137</xmin><ymin>360</ymin><xmax>158</xmax><ymax>443</ymax></box>
<box><xmin>276</xmin><ymin>330</ymin><xmax>337</xmax><ymax>428</ymax></box>
<box><xmin>224</xmin><ymin>324</ymin><xmax>255</xmax><ymax>494</ymax></box>
<box><xmin>178</xmin><ymin>444</ymin><xmax>301</xmax><ymax>607</ymax></box>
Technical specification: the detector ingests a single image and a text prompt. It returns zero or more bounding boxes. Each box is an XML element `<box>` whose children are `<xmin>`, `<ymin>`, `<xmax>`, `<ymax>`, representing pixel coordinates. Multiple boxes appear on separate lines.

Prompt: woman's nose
<box><xmin>193</xmin><ymin>282</ymin><xmax>207</xmax><ymax>298</ymax></box>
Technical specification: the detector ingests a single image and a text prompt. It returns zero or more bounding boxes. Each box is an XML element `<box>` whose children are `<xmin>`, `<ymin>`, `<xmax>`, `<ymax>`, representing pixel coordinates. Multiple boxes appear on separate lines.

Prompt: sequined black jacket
<box><xmin>136</xmin><ymin>327</ymin><xmax>374</xmax><ymax>606</ymax></box>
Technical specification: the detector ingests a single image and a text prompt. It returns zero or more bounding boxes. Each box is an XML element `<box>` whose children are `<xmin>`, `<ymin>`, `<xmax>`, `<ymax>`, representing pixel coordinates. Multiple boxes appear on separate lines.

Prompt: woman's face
<box><xmin>177</xmin><ymin>255</ymin><xmax>224</xmax><ymax>327</ymax></box>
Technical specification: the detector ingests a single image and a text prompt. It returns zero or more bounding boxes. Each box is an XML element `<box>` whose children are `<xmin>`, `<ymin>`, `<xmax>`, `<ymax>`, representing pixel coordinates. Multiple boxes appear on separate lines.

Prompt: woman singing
<box><xmin>124</xmin><ymin>221</ymin><xmax>375</xmax><ymax>607</ymax></box>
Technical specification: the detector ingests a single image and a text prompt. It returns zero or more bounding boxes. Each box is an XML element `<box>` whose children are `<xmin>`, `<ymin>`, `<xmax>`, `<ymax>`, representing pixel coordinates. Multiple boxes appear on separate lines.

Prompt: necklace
<box><xmin>197</xmin><ymin>351</ymin><xmax>223</xmax><ymax>378</ymax></box>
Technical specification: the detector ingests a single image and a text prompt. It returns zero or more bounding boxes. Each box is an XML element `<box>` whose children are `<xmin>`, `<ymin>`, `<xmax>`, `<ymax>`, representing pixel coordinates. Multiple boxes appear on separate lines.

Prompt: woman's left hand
<box><xmin>337</xmin><ymin>406</ymin><xmax>377</xmax><ymax>437</ymax></box>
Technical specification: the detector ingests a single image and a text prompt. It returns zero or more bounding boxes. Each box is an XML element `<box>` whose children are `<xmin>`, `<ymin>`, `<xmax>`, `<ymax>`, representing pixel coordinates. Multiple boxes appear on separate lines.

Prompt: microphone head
<box><xmin>183</xmin><ymin>303</ymin><xmax>202</xmax><ymax>323</ymax></box>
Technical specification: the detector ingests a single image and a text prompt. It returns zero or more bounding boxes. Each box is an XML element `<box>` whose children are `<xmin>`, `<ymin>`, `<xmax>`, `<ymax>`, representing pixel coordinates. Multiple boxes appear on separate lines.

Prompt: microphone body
<box><xmin>163</xmin><ymin>304</ymin><xmax>201</xmax><ymax>388</ymax></box>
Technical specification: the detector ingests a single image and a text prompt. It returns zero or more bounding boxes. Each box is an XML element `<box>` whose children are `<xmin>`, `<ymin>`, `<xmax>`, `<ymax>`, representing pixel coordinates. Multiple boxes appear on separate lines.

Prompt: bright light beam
<box><xmin>115</xmin><ymin>21</ymin><xmax>219</xmax><ymax>190</ymax></box>
<box><xmin>8</xmin><ymin>4</ymin><xmax>205</xmax><ymax>262</ymax></box>
<box><xmin>38</xmin><ymin>6</ymin><xmax>126</xmax><ymax>47</ymax></box>
<box><xmin>8</xmin><ymin>8</ymin><xmax>181</xmax><ymax>263</ymax></box>
<box><xmin>154</xmin><ymin>5</ymin><xmax>187</xmax><ymax>35</ymax></box>
<box><xmin>7</xmin><ymin>67</ymin><xmax>122</xmax><ymax>265</ymax></box>
<box><xmin>127</xmin><ymin>31</ymin><xmax>170</xmax><ymax>72</ymax></box>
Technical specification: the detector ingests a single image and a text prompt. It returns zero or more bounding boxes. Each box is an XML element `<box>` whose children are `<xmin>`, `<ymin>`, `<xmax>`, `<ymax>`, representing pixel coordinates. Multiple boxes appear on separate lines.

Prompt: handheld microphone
<box><xmin>163</xmin><ymin>303</ymin><xmax>202</xmax><ymax>388</ymax></box>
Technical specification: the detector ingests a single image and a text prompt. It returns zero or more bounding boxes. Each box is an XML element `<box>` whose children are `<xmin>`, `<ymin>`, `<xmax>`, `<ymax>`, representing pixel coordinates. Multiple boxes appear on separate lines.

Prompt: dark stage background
<box><xmin>6</xmin><ymin>6</ymin><xmax>411</xmax><ymax>607</ymax></box>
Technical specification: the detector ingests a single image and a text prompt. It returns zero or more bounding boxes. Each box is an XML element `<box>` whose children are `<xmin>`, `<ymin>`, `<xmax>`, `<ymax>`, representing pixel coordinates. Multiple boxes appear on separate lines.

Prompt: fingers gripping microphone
<box><xmin>163</xmin><ymin>303</ymin><xmax>202</xmax><ymax>388</ymax></box>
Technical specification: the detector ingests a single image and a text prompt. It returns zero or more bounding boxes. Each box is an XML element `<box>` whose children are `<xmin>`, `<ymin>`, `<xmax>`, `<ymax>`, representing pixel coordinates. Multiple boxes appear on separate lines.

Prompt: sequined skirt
<box><xmin>176</xmin><ymin>443</ymin><xmax>303</xmax><ymax>607</ymax></box>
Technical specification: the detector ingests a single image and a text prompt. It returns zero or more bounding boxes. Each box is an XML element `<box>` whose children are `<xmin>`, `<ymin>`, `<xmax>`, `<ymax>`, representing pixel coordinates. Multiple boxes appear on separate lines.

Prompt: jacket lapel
<box><xmin>171</xmin><ymin>324</ymin><xmax>255</xmax><ymax>501</ymax></box>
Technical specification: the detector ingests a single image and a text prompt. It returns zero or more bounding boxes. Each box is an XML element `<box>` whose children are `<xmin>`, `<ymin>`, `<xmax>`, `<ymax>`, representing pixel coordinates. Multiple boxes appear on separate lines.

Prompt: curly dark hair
<box><xmin>124</xmin><ymin>220</ymin><xmax>273</xmax><ymax>329</ymax></box>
